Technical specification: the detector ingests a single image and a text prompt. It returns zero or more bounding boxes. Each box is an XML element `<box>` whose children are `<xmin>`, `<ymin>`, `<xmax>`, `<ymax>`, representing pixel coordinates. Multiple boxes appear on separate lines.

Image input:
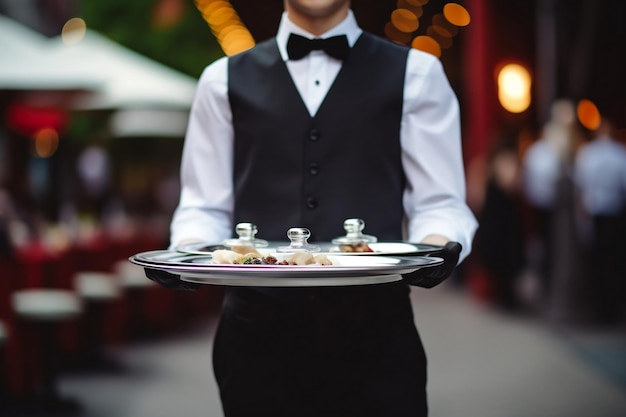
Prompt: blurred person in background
<box><xmin>76</xmin><ymin>139</ymin><xmax>111</xmax><ymax>222</ymax></box>
<box><xmin>477</xmin><ymin>130</ymin><xmax>526</xmax><ymax>312</ymax></box>
<box><xmin>574</xmin><ymin>116</ymin><xmax>626</xmax><ymax>325</ymax></box>
<box><xmin>148</xmin><ymin>0</ymin><xmax>477</xmax><ymax>416</ymax></box>
<box><xmin>0</xmin><ymin>188</ymin><xmax>16</xmax><ymax>259</ymax></box>
<box><xmin>522</xmin><ymin>99</ymin><xmax>584</xmax><ymax>310</ymax></box>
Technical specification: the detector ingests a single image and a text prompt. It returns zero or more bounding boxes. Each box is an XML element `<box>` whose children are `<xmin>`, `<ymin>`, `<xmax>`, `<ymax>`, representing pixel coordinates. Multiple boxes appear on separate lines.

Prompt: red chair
<box><xmin>0</xmin><ymin>257</ymin><xmax>29</xmax><ymax>402</ymax></box>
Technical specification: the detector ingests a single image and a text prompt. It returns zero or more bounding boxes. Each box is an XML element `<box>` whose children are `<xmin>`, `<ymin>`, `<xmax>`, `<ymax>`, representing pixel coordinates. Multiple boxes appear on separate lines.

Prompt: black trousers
<box><xmin>212</xmin><ymin>283</ymin><xmax>428</xmax><ymax>417</ymax></box>
<box><xmin>591</xmin><ymin>214</ymin><xmax>626</xmax><ymax>323</ymax></box>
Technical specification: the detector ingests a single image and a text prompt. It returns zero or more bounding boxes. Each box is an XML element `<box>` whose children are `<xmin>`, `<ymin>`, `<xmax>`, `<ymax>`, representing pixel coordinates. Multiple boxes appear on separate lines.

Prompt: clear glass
<box><xmin>331</xmin><ymin>218</ymin><xmax>378</xmax><ymax>245</ymax></box>
<box><xmin>223</xmin><ymin>222</ymin><xmax>269</xmax><ymax>248</ymax></box>
<box><xmin>276</xmin><ymin>227</ymin><xmax>321</xmax><ymax>253</ymax></box>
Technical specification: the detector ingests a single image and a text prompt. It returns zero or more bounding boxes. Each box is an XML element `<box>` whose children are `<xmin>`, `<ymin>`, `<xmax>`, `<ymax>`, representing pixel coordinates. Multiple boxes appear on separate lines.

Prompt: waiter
<box><xmin>149</xmin><ymin>1</ymin><xmax>478</xmax><ymax>416</ymax></box>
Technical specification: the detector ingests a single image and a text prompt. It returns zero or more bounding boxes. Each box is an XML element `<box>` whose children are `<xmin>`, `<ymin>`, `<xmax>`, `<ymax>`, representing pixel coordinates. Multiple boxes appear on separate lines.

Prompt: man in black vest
<box><xmin>152</xmin><ymin>1</ymin><xmax>478</xmax><ymax>415</ymax></box>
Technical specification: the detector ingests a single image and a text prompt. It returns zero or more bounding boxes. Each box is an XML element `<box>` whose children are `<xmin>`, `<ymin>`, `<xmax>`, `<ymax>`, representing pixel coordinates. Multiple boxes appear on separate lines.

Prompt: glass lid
<box><xmin>222</xmin><ymin>222</ymin><xmax>269</xmax><ymax>249</ymax></box>
<box><xmin>276</xmin><ymin>227</ymin><xmax>321</xmax><ymax>253</ymax></box>
<box><xmin>331</xmin><ymin>218</ymin><xmax>378</xmax><ymax>245</ymax></box>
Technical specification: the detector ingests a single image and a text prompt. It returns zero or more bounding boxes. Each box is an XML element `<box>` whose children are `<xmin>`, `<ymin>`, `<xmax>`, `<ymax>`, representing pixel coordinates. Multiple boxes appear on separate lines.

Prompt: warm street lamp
<box><xmin>497</xmin><ymin>62</ymin><xmax>532</xmax><ymax>114</ymax></box>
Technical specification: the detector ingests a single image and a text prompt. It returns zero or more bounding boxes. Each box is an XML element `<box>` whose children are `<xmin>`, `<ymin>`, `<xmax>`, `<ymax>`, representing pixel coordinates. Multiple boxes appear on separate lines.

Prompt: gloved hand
<box><xmin>144</xmin><ymin>268</ymin><xmax>199</xmax><ymax>291</ymax></box>
<box><xmin>402</xmin><ymin>241</ymin><xmax>462</xmax><ymax>288</ymax></box>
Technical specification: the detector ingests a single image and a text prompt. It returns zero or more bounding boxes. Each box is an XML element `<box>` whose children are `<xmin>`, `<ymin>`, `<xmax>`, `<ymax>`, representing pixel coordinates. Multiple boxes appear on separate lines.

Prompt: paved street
<box><xmin>58</xmin><ymin>283</ymin><xmax>626</xmax><ymax>417</ymax></box>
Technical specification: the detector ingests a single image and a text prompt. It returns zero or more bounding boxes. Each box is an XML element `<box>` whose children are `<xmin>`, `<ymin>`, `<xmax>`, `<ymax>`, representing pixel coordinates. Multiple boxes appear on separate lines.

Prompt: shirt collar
<box><xmin>276</xmin><ymin>9</ymin><xmax>362</xmax><ymax>61</ymax></box>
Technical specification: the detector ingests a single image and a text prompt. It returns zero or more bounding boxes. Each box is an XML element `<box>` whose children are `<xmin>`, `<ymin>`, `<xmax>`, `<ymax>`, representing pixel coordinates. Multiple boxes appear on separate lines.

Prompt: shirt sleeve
<box><xmin>401</xmin><ymin>49</ymin><xmax>478</xmax><ymax>262</ymax></box>
<box><xmin>169</xmin><ymin>57</ymin><xmax>235</xmax><ymax>249</ymax></box>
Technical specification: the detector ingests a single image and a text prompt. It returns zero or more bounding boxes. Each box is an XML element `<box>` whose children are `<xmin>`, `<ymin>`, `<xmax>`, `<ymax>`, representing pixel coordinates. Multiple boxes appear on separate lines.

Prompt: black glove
<box><xmin>144</xmin><ymin>268</ymin><xmax>199</xmax><ymax>291</ymax></box>
<box><xmin>402</xmin><ymin>241</ymin><xmax>462</xmax><ymax>288</ymax></box>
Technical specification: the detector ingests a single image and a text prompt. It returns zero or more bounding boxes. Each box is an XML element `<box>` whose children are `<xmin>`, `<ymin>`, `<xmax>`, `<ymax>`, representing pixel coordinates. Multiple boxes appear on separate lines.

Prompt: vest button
<box><xmin>306</xmin><ymin>197</ymin><xmax>318</xmax><ymax>209</ymax></box>
<box><xmin>308</xmin><ymin>163</ymin><xmax>320</xmax><ymax>176</ymax></box>
<box><xmin>309</xmin><ymin>128</ymin><xmax>321</xmax><ymax>141</ymax></box>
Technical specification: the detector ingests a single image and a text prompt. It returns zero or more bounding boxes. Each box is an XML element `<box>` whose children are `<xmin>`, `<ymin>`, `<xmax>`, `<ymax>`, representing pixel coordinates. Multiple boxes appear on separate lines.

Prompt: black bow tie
<box><xmin>286</xmin><ymin>34</ymin><xmax>350</xmax><ymax>61</ymax></box>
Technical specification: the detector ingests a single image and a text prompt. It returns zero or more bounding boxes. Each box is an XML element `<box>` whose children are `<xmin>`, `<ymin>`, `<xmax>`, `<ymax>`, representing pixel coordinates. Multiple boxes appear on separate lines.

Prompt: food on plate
<box><xmin>212</xmin><ymin>249</ymin><xmax>245</xmax><ymax>264</ymax></box>
<box><xmin>230</xmin><ymin>245</ymin><xmax>262</xmax><ymax>255</ymax></box>
<box><xmin>338</xmin><ymin>242</ymin><xmax>374</xmax><ymax>253</ymax></box>
<box><xmin>212</xmin><ymin>249</ymin><xmax>333</xmax><ymax>266</ymax></box>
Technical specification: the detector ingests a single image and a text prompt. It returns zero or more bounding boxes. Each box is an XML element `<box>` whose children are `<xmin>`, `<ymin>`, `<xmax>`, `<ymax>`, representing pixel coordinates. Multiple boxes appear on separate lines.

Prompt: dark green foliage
<box><xmin>77</xmin><ymin>0</ymin><xmax>223</xmax><ymax>78</ymax></box>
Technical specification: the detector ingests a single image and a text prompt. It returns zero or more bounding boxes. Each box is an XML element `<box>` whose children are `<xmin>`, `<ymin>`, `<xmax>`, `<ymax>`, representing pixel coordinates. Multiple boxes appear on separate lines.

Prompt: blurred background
<box><xmin>0</xmin><ymin>0</ymin><xmax>625</xmax><ymax>416</ymax></box>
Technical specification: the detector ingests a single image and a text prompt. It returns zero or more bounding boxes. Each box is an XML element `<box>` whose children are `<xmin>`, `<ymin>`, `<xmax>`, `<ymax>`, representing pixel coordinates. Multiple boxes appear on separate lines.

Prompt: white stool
<box><xmin>73</xmin><ymin>271</ymin><xmax>122</xmax><ymax>369</ymax></box>
<box><xmin>12</xmin><ymin>289</ymin><xmax>82</xmax><ymax>321</ymax></box>
<box><xmin>74</xmin><ymin>271</ymin><xmax>121</xmax><ymax>301</ymax></box>
<box><xmin>113</xmin><ymin>260</ymin><xmax>154</xmax><ymax>289</ymax></box>
<box><xmin>113</xmin><ymin>260</ymin><xmax>157</xmax><ymax>340</ymax></box>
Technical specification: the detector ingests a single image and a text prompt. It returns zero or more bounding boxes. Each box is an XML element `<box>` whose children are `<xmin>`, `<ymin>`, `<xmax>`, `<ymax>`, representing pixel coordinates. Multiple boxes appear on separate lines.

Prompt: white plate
<box><xmin>175</xmin><ymin>241</ymin><xmax>443</xmax><ymax>256</ymax></box>
<box><xmin>324</xmin><ymin>242</ymin><xmax>442</xmax><ymax>256</ymax></box>
<box><xmin>174</xmin><ymin>242</ymin><xmax>229</xmax><ymax>255</ymax></box>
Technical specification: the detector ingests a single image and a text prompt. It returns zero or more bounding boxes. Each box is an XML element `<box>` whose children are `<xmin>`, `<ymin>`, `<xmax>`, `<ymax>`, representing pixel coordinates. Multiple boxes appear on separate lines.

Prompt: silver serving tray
<box><xmin>130</xmin><ymin>250</ymin><xmax>443</xmax><ymax>287</ymax></box>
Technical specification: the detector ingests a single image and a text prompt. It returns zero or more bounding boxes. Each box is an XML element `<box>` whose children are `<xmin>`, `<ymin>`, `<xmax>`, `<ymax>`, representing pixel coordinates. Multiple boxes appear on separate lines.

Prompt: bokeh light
<box><xmin>432</xmin><ymin>13</ymin><xmax>459</xmax><ymax>36</ymax></box>
<box><xmin>385</xmin><ymin>22</ymin><xmax>414</xmax><ymax>44</ymax></box>
<box><xmin>411</xmin><ymin>35</ymin><xmax>442</xmax><ymax>57</ymax></box>
<box><xmin>33</xmin><ymin>128</ymin><xmax>59</xmax><ymax>158</ymax></box>
<box><xmin>150</xmin><ymin>0</ymin><xmax>186</xmax><ymax>29</ymax></box>
<box><xmin>61</xmin><ymin>17</ymin><xmax>86</xmax><ymax>45</ymax></box>
<box><xmin>391</xmin><ymin>8</ymin><xmax>420</xmax><ymax>33</ymax></box>
<box><xmin>443</xmin><ymin>3</ymin><xmax>471</xmax><ymax>27</ymax></box>
<box><xmin>427</xmin><ymin>26</ymin><xmax>453</xmax><ymax>49</ymax></box>
<box><xmin>207</xmin><ymin>5</ymin><xmax>237</xmax><ymax>29</ymax></box>
<box><xmin>497</xmin><ymin>63</ymin><xmax>532</xmax><ymax>113</ymax></box>
<box><xmin>387</xmin><ymin>3</ymin><xmax>468</xmax><ymax>59</ymax></box>
<box><xmin>195</xmin><ymin>0</ymin><xmax>255</xmax><ymax>55</ymax></box>
<box><xmin>577</xmin><ymin>99</ymin><xmax>601</xmax><ymax>130</ymax></box>
<box><xmin>397</xmin><ymin>0</ymin><xmax>424</xmax><ymax>17</ymax></box>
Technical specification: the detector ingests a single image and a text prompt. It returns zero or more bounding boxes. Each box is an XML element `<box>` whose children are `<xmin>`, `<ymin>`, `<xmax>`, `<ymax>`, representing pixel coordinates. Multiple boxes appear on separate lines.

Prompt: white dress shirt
<box><xmin>170</xmin><ymin>10</ymin><xmax>478</xmax><ymax>261</ymax></box>
<box><xmin>522</xmin><ymin>138</ymin><xmax>563</xmax><ymax>209</ymax></box>
<box><xmin>574</xmin><ymin>136</ymin><xmax>626</xmax><ymax>216</ymax></box>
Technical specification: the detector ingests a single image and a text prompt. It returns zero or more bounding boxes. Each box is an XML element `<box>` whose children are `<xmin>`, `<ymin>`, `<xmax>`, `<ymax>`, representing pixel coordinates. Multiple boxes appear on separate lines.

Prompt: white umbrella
<box><xmin>0</xmin><ymin>15</ymin><xmax>102</xmax><ymax>91</ymax></box>
<box><xmin>1</xmin><ymin>15</ymin><xmax>198</xmax><ymax>136</ymax></box>
<box><xmin>109</xmin><ymin>108</ymin><xmax>190</xmax><ymax>138</ymax></box>
<box><xmin>51</xmin><ymin>30</ymin><xmax>198</xmax><ymax>111</ymax></box>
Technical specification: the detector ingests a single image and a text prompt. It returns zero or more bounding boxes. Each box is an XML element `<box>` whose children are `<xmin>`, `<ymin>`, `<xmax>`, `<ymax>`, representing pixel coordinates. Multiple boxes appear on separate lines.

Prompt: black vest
<box><xmin>228</xmin><ymin>33</ymin><xmax>409</xmax><ymax>242</ymax></box>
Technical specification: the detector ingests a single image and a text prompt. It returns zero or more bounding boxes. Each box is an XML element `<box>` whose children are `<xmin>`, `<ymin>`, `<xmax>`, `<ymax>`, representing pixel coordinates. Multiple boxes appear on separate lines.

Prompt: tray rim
<box><xmin>178</xmin><ymin>273</ymin><xmax>404</xmax><ymax>287</ymax></box>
